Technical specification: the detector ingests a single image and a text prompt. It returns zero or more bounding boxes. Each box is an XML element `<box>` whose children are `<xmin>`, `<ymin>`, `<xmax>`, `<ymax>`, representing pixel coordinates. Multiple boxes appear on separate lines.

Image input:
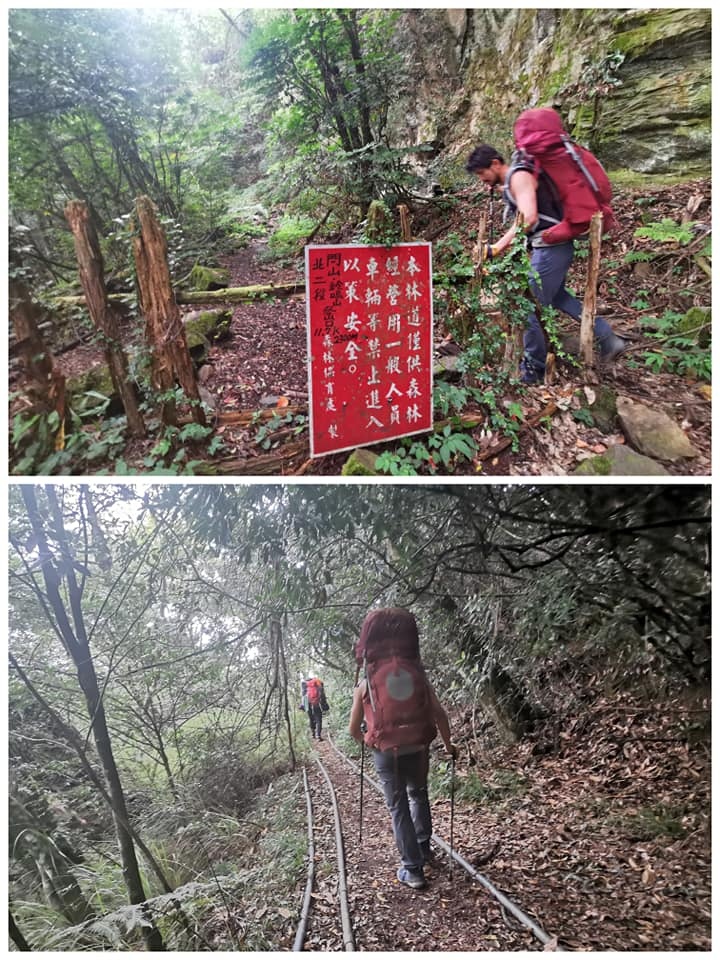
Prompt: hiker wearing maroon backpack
<box><xmin>466</xmin><ymin>107</ymin><xmax>627</xmax><ymax>384</ymax></box>
<box><xmin>349</xmin><ymin>608</ymin><xmax>458</xmax><ymax>891</ymax></box>
<box><xmin>302</xmin><ymin>676</ymin><xmax>326</xmax><ymax>740</ymax></box>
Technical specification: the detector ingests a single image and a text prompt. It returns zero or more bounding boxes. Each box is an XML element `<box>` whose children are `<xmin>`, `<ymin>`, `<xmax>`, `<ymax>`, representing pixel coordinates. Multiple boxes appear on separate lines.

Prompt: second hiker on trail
<box><xmin>466</xmin><ymin>107</ymin><xmax>627</xmax><ymax>385</ymax></box>
<box><xmin>301</xmin><ymin>676</ymin><xmax>328</xmax><ymax>741</ymax></box>
<box><xmin>349</xmin><ymin>607</ymin><xmax>457</xmax><ymax>892</ymax></box>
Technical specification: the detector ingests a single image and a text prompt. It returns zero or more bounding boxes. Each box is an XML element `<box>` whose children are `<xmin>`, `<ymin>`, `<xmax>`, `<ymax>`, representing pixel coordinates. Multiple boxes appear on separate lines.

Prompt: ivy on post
<box><xmin>580</xmin><ymin>211</ymin><xmax>604</xmax><ymax>375</ymax></box>
<box><xmin>132</xmin><ymin>195</ymin><xmax>205</xmax><ymax>426</ymax></box>
<box><xmin>64</xmin><ymin>200</ymin><xmax>146</xmax><ymax>437</ymax></box>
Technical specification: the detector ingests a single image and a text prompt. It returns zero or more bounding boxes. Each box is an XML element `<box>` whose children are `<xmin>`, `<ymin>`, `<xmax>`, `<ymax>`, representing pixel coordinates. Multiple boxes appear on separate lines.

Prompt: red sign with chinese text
<box><xmin>305</xmin><ymin>243</ymin><xmax>433</xmax><ymax>457</ymax></box>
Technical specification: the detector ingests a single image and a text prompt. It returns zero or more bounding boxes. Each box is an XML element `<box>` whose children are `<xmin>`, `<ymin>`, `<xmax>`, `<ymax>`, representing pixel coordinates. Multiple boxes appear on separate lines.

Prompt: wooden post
<box><xmin>64</xmin><ymin>200</ymin><xmax>145</xmax><ymax>437</ymax></box>
<box><xmin>580</xmin><ymin>212</ymin><xmax>604</xmax><ymax>371</ymax></box>
<box><xmin>10</xmin><ymin>278</ymin><xmax>67</xmax><ymax>440</ymax></box>
<box><xmin>132</xmin><ymin>196</ymin><xmax>205</xmax><ymax>426</ymax></box>
<box><xmin>398</xmin><ymin>204</ymin><xmax>412</xmax><ymax>242</ymax></box>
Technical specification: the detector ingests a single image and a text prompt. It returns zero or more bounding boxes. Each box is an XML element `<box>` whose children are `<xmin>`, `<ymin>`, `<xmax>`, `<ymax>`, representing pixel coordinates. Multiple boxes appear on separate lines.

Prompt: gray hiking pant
<box><xmin>523</xmin><ymin>241</ymin><xmax>616</xmax><ymax>378</ymax></box>
<box><xmin>308</xmin><ymin>704</ymin><xmax>323</xmax><ymax>737</ymax></box>
<box><xmin>372</xmin><ymin>747</ymin><xmax>432</xmax><ymax>871</ymax></box>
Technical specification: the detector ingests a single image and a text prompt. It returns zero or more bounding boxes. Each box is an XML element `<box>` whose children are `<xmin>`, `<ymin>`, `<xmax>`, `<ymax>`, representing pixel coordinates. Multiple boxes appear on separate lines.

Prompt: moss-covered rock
<box><xmin>677</xmin><ymin>306</ymin><xmax>711</xmax><ymax>349</ymax></box>
<box><xmin>577</xmin><ymin>385</ymin><xmax>618</xmax><ymax>434</ymax></box>
<box><xmin>67</xmin><ymin>364</ymin><xmax>117</xmax><ymax>414</ymax></box>
<box><xmin>189</xmin><ymin>265</ymin><xmax>230</xmax><ymax>291</ymax></box>
<box><xmin>183</xmin><ymin>309</ymin><xmax>232</xmax><ymax>360</ymax></box>
<box><xmin>616</xmin><ymin>396</ymin><xmax>699</xmax><ymax>461</ymax></box>
<box><xmin>574</xmin><ymin>444</ymin><xmax>669</xmax><ymax>476</ymax></box>
<box><xmin>341</xmin><ymin>448</ymin><xmax>380</xmax><ymax>476</ymax></box>
<box><xmin>405</xmin><ymin>9</ymin><xmax>710</xmax><ymax>179</ymax></box>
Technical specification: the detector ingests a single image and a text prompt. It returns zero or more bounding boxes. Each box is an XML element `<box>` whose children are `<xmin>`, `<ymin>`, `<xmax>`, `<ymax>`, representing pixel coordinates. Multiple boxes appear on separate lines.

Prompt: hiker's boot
<box><xmin>519</xmin><ymin>358</ymin><xmax>545</xmax><ymax>385</ymax></box>
<box><xmin>597</xmin><ymin>333</ymin><xmax>628</xmax><ymax>363</ymax></box>
<box><xmin>397</xmin><ymin>867</ymin><xmax>427</xmax><ymax>890</ymax></box>
<box><xmin>317</xmin><ymin>734</ymin><xmax>323</xmax><ymax>741</ymax></box>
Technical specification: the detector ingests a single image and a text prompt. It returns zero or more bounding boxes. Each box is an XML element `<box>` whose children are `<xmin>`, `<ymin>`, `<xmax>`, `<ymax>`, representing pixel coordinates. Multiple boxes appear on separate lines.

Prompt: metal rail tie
<box><xmin>315</xmin><ymin>754</ymin><xmax>356</xmax><ymax>951</ymax></box>
<box><xmin>292</xmin><ymin>766</ymin><xmax>316</xmax><ymax>952</ymax></box>
<box><xmin>325</xmin><ymin>734</ymin><xmax>554</xmax><ymax>948</ymax></box>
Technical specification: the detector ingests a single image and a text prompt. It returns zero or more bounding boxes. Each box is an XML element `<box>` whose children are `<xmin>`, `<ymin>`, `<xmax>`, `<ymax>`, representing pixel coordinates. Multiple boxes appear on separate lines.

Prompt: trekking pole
<box><xmin>449</xmin><ymin>752</ymin><xmax>456</xmax><ymax>880</ymax></box>
<box><xmin>359</xmin><ymin>740</ymin><xmax>365</xmax><ymax>845</ymax></box>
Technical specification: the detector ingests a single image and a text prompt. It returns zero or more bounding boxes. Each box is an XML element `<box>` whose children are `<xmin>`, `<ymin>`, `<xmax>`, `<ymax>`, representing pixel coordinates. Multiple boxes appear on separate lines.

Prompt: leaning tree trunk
<box><xmin>20</xmin><ymin>486</ymin><xmax>165</xmax><ymax>952</ymax></box>
<box><xmin>132</xmin><ymin>195</ymin><xmax>205</xmax><ymax>427</ymax></box>
<box><xmin>64</xmin><ymin>200</ymin><xmax>145</xmax><ymax>437</ymax></box>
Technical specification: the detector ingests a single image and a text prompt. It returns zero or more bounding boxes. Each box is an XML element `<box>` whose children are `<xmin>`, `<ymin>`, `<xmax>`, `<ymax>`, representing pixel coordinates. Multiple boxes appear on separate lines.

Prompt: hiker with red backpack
<box><xmin>466</xmin><ymin>107</ymin><xmax>627</xmax><ymax>384</ymax></box>
<box><xmin>349</xmin><ymin>608</ymin><xmax>458</xmax><ymax>891</ymax></box>
<box><xmin>301</xmin><ymin>676</ymin><xmax>328</xmax><ymax>740</ymax></box>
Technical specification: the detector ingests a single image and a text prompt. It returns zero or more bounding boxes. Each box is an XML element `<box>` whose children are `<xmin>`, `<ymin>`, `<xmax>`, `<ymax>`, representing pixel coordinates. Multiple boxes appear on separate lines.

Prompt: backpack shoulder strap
<box><xmin>504</xmin><ymin>150</ymin><xmax>561</xmax><ymax>233</ymax></box>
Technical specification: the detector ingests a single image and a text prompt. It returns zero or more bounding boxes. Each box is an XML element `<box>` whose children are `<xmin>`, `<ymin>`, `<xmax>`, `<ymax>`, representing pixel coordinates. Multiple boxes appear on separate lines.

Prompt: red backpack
<box><xmin>306</xmin><ymin>678</ymin><xmax>322</xmax><ymax>706</ymax></box>
<box><xmin>513</xmin><ymin>107</ymin><xmax>617</xmax><ymax>244</ymax></box>
<box><xmin>355</xmin><ymin>608</ymin><xmax>437</xmax><ymax>753</ymax></box>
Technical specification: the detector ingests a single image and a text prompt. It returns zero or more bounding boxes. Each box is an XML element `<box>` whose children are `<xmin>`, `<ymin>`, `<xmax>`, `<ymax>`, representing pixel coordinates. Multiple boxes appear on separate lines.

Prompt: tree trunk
<box><xmin>38</xmin><ymin>853</ymin><xmax>95</xmax><ymax>924</ymax></box>
<box><xmin>20</xmin><ymin>486</ymin><xmax>165</xmax><ymax>952</ymax></box>
<box><xmin>132</xmin><ymin>195</ymin><xmax>205</xmax><ymax>427</ymax></box>
<box><xmin>580</xmin><ymin>212</ymin><xmax>604</xmax><ymax>371</ymax></box>
<box><xmin>64</xmin><ymin>200</ymin><xmax>145</xmax><ymax>437</ymax></box>
<box><xmin>53</xmin><ymin>281</ymin><xmax>305</xmax><ymax>307</ymax></box>
<box><xmin>478</xmin><ymin>661</ymin><xmax>538</xmax><ymax>744</ymax></box>
<box><xmin>9</xmin><ymin>277</ymin><xmax>67</xmax><ymax>436</ymax></box>
<box><xmin>9</xmin><ymin>910</ymin><xmax>32</xmax><ymax>951</ymax></box>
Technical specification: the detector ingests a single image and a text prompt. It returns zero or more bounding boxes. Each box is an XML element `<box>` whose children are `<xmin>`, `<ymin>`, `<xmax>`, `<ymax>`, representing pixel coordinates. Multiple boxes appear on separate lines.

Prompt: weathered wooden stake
<box><xmin>10</xmin><ymin>278</ymin><xmax>67</xmax><ymax>443</ymax></box>
<box><xmin>398</xmin><ymin>204</ymin><xmax>412</xmax><ymax>242</ymax></box>
<box><xmin>580</xmin><ymin>212</ymin><xmax>604</xmax><ymax>372</ymax></box>
<box><xmin>64</xmin><ymin>200</ymin><xmax>146</xmax><ymax>437</ymax></box>
<box><xmin>132</xmin><ymin>195</ymin><xmax>205</xmax><ymax>426</ymax></box>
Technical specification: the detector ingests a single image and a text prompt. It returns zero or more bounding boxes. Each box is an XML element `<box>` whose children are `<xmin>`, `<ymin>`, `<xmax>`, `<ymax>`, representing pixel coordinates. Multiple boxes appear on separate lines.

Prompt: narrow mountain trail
<box><xmin>283</xmin><ymin>685</ymin><xmax>710</xmax><ymax>951</ymax></box>
<box><xmin>199</xmin><ymin>179</ymin><xmax>711</xmax><ymax>476</ymax></box>
<box><xmin>303</xmin><ymin>739</ymin><xmax>541</xmax><ymax>951</ymax></box>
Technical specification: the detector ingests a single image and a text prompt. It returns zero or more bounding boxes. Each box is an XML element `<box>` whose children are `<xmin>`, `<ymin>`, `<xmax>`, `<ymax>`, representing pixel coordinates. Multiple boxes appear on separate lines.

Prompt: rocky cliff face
<box><xmin>396</xmin><ymin>7</ymin><xmax>710</xmax><ymax>176</ymax></box>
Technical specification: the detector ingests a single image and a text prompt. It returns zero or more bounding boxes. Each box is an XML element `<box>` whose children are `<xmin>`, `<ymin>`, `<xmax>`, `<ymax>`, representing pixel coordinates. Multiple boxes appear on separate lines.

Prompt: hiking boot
<box><xmin>397</xmin><ymin>867</ymin><xmax>427</xmax><ymax>890</ymax></box>
<box><xmin>519</xmin><ymin>360</ymin><xmax>544</xmax><ymax>385</ymax></box>
<box><xmin>317</xmin><ymin>735</ymin><xmax>323</xmax><ymax>741</ymax></box>
<box><xmin>598</xmin><ymin>333</ymin><xmax>628</xmax><ymax>363</ymax></box>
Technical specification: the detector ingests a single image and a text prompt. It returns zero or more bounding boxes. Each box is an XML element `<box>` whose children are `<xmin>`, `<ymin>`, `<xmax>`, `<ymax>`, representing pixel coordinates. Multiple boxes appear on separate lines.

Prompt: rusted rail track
<box><xmin>293</xmin><ymin>755</ymin><xmax>356</xmax><ymax>951</ymax></box>
<box><xmin>323</xmin><ymin>733</ymin><xmax>556</xmax><ymax>949</ymax></box>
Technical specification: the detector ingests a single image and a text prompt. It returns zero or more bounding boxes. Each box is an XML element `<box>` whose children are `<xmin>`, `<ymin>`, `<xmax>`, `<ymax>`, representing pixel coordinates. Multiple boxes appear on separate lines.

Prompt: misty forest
<box><xmin>8</xmin><ymin>484</ymin><xmax>710</xmax><ymax>950</ymax></box>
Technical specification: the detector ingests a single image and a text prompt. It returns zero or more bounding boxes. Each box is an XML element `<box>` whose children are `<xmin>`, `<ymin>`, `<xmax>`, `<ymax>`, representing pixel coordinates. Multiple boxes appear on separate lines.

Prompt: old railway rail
<box><xmin>290</xmin><ymin>735</ymin><xmax>557</xmax><ymax>952</ymax></box>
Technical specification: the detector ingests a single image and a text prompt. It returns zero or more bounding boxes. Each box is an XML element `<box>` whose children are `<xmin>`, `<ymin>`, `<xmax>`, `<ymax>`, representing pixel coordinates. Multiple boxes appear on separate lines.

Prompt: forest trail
<box><xmin>193</xmin><ymin>180</ymin><xmax>710</xmax><ymax>476</ymax></box>
<box><xmin>21</xmin><ymin>179</ymin><xmax>710</xmax><ymax>476</ymax></box>
<box><xmin>301</xmin><ymin>739</ymin><xmax>540</xmax><ymax>951</ymax></box>
<box><xmin>42</xmin><ymin>180</ymin><xmax>710</xmax><ymax>477</ymax></box>
<box><xmin>287</xmin><ymin>683</ymin><xmax>710</xmax><ymax>952</ymax></box>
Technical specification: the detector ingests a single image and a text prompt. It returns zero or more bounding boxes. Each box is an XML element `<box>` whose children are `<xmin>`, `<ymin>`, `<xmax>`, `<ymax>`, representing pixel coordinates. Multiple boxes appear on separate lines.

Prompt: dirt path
<box><xmin>306</xmin><ymin>739</ymin><xmax>541</xmax><ymax>951</ymax></box>
<box><xmin>297</xmin><ymin>687</ymin><xmax>710</xmax><ymax>951</ymax></box>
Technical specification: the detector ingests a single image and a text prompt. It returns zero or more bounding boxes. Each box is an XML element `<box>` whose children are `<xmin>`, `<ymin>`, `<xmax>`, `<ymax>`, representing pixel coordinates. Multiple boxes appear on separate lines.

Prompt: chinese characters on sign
<box><xmin>305</xmin><ymin>243</ymin><xmax>433</xmax><ymax>457</ymax></box>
